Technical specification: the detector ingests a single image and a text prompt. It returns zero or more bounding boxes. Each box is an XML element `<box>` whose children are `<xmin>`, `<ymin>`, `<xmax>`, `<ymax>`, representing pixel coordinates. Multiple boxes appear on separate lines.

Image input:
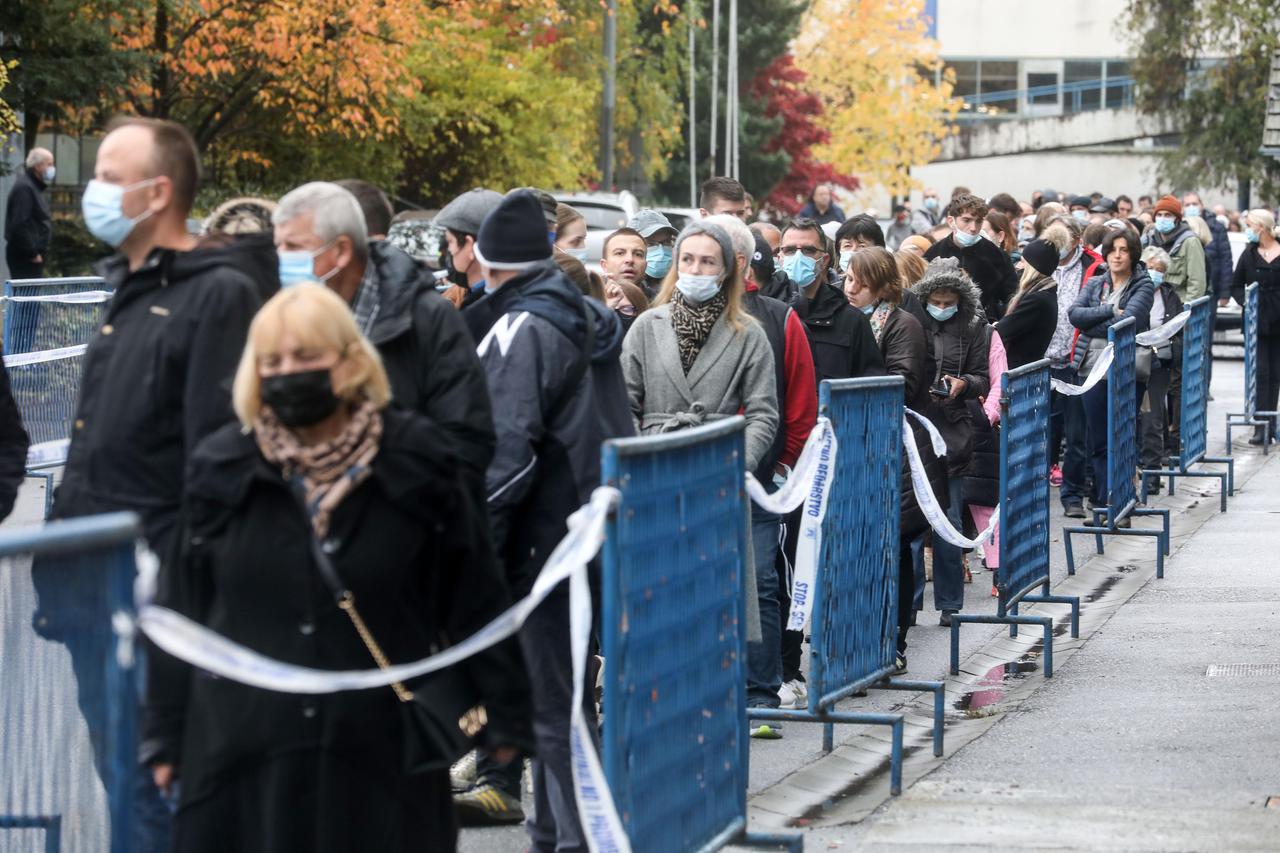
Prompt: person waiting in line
<box><xmin>911</xmin><ymin>259</ymin><xmax>990</xmax><ymax>627</ymax></box>
<box><xmin>553</xmin><ymin>254</ymin><xmax>606</xmax><ymax>302</ymax></box>
<box><xmin>1069</xmin><ymin>228</ymin><xmax>1155</xmax><ymax>518</ymax></box>
<box><xmin>599</xmin><ymin>227</ymin><xmax>649</xmax><ymax>294</ymax></box>
<box><xmin>982</xmin><ymin>210</ymin><xmax>1020</xmax><ymax>265</ymax></box>
<box><xmin>834</xmin><ymin>213</ymin><xmax>886</xmax><ymax>273</ymax></box>
<box><xmin>434</xmin><ymin>188</ymin><xmax>505</xmax><ymax>311</ymax></box>
<box><xmin>628</xmin><ymin>208</ymin><xmax>679</xmax><ymax>300</ymax></box>
<box><xmin>604</xmin><ymin>278</ymin><xmax>649</xmax><ymax>333</ymax></box>
<box><xmin>4</xmin><ymin>147</ymin><xmax>54</xmax><ymax>279</ymax></box>
<box><xmin>960</xmin><ymin>320</ymin><xmax>1004</xmax><ymax>595</ymax></box>
<box><xmin>899</xmin><ymin>233</ymin><xmax>933</xmax><ymax>258</ymax></box>
<box><xmin>924</xmin><ymin>193</ymin><xmax>1018</xmax><ymax>320</ymax></box>
<box><xmin>1231</xmin><ymin>209</ymin><xmax>1280</xmax><ymax>445</ymax></box>
<box><xmin>798</xmin><ymin>182</ymin><xmax>845</xmax><ymax>226</ymax></box>
<box><xmin>553</xmin><ymin>203</ymin><xmax>589</xmax><ymax>263</ymax></box>
<box><xmin>885</xmin><ymin>205</ymin><xmax>914</xmax><ymax>250</ymax></box>
<box><xmin>844</xmin><ymin>247</ymin><xmax>942</xmax><ymax>670</ymax></box>
<box><xmin>781</xmin><ymin>217</ymin><xmax>885</xmax><ymax>382</ymax></box>
<box><xmin>698</xmin><ymin>176</ymin><xmax>750</xmax><ymax>220</ymax></box>
<box><xmin>334</xmin><ymin>179</ymin><xmax>394</xmax><ymax>241</ymax></box>
<box><xmin>995</xmin><ymin>239</ymin><xmax>1060</xmax><ymax>370</ymax></box>
<box><xmin>144</xmin><ymin>284</ymin><xmax>532</xmax><ymax>853</ymax></box>
<box><xmin>1138</xmin><ymin>246</ymin><xmax>1183</xmax><ymax>486</ymax></box>
<box><xmin>708</xmin><ymin>215</ymin><xmax>818</xmax><ymax>724</ymax></box>
<box><xmin>748</xmin><ymin>226</ymin><xmax>800</xmax><ymax>304</ymax></box>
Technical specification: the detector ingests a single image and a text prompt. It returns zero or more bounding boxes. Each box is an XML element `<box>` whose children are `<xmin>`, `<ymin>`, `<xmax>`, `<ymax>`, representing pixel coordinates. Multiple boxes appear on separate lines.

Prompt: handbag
<box><xmin>1135</xmin><ymin>346</ymin><xmax>1153</xmax><ymax>383</ymax></box>
<box><xmin>295</xmin><ymin>482</ymin><xmax>487</xmax><ymax>775</ymax></box>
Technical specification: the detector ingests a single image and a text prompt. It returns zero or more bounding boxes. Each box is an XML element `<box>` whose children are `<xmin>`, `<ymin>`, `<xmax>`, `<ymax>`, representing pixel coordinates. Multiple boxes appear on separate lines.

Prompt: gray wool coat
<box><xmin>621</xmin><ymin>303</ymin><xmax>780</xmax><ymax>472</ymax></box>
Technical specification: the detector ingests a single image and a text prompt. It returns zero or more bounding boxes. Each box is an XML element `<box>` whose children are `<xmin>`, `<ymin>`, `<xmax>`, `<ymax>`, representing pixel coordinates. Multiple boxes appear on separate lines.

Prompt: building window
<box><xmin>1064</xmin><ymin>60</ymin><xmax>1103</xmax><ymax>112</ymax></box>
<box><xmin>1027</xmin><ymin>72</ymin><xmax>1060</xmax><ymax>106</ymax></box>
<box><xmin>980</xmin><ymin>60</ymin><xmax>1018</xmax><ymax>115</ymax></box>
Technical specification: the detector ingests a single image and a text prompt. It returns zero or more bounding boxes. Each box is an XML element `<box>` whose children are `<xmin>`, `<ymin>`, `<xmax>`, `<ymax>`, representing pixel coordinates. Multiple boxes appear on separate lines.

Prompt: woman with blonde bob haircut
<box><xmin>146</xmin><ymin>283</ymin><xmax>532</xmax><ymax>853</ymax></box>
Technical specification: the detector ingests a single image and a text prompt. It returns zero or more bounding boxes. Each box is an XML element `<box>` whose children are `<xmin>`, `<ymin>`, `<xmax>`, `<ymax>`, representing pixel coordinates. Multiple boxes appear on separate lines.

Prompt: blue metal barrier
<box><xmin>1225</xmin><ymin>283</ymin><xmax>1273</xmax><ymax>452</ymax></box>
<box><xmin>3</xmin><ymin>277</ymin><xmax>111</xmax><ymax>355</ymax></box>
<box><xmin>950</xmin><ymin>361</ymin><xmax>1080</xmax><ymax>677</ymax></box>
<box><xmin>5</xmin><ymin>345</ymin><xmax>87</xmax><ymax>519</ymax></box>
<box><xmin>1</xmin><ymin>512</ymin><xmax>142</xmax><ymax>853</ymax></box>
<box><xmin>748</xmin><ymin>377</ymin><xmax>943</xmax><ymax>797</ymax></box>
<box><xmin>600</xmin><ymin>418</ymin><xmax>800</xmax><ymax>853</ymax></box>
<box><xmin>1139</xmin><ymin>296</ymin><xmax>1234</xmax><ymax>510</ymax></box>
<box><xmin>1063</xmin><ymin>318</ymin><xmax>1170</xmax><ymax>576</ymax></box>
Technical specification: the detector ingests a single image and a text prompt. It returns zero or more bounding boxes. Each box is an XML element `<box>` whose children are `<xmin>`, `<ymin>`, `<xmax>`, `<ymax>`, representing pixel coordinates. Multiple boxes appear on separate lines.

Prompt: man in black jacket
<box><xmin>462</xmin><ymin>191</ymin><xmax>633</xmax><ymax>847</ymax></box>
<box><xmin>38</xmin><ymin>116</ymin><xmax>263</xmax><ymax>853</ymax></box>
<box><xmin>924</xmin><ymin>193</ymin><xmax>1018</xmax><ymax>320</ymax></box>
<box><xmin>272</xmin><ymin>182</ymin><xmax>495</xmax><ymax>483</ymax></box>
<box><xmin>0</xmin><ymin>360</ymin><xmax>29</xmax><ymax>521</ymax></box>
<box><xmin>4</xmin><ymin>147</ymin><xmax>54</xmax><ymax>279</ymax></box>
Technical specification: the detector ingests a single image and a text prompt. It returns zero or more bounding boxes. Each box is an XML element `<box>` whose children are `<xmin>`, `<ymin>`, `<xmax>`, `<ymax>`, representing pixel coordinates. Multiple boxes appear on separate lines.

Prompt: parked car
<box><xmin>554</xmin><ymin>191</ymin><xmax>640</xmax><ymax>263</ymax></box>
<box><xmin>659</xmin><ymin>208</ymin><xmax>700</xmax><ymax>233</ymax></box>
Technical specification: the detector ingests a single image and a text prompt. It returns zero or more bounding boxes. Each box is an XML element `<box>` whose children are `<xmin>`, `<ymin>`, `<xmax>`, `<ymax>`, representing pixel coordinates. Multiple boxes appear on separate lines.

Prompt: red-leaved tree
<box><xmin>750</xmin><ymin>54</ymin><xmax>858</xmax><ymax>215</ymax></box>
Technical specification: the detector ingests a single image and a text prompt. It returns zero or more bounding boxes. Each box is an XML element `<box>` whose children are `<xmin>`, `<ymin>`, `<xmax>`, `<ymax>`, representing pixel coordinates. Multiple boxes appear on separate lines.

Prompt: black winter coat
<box><xmin>1232</xmin><ymin>244</ymin><xmax>1280</xmax><ymax>336</ymax></box>
<box><xmin>3</xmin><ymin>169</ymin><xmax>51</xmax><ymax>270</ymax></box>
<box><xmin>0</xmin><ymin>359</ymin><xmax>29</xmax><ymax>521</ymax></box>
<box><xmin>960</xmin><ymin>327</ymin><xmax>999</xmax><ymax>507</ymax></box>
<box><xmin>365</xmin><ymin>241</ymin><xmax>496</xmax><ymax>482</ymax></box>
<box><xmin>995</xmin><ymin>282</ymin><xmax>1058</xmax><ymax>369</ymax></box>
<box><xmin>878</xmin><ymin>307</ymin><xmax>947</xmax><ymax>539</ymax></box>
<box><xmin>49</xmin><ymin>245</ymin><xmax>263</xmax><ymax>554</ymax></box>
<box><xmin>144</xmin><ymin>409</ymin><xmax>532</xmax><ymax>853</ymax></box>
<box><xmin>924</xmin><ymin>234</ymin><xmax>1019</xmax><ymax>320</ymax></box>
<box><xmin>793</xmin><ymin>282</ymin><xmax>886</xmax><ymax>382</ymax></box>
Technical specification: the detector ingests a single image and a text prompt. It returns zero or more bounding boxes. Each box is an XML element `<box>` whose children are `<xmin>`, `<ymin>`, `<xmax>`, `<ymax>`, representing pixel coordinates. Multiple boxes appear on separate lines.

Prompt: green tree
<box><xmin>0</xmin><ymin>0</ymin><xmax>140</xmax><ymax>148</ymax></box>
<box><xmin>1126</xmin><ymin>0</ymin><xmax>1280</xmax><ymax>201</ymax></box>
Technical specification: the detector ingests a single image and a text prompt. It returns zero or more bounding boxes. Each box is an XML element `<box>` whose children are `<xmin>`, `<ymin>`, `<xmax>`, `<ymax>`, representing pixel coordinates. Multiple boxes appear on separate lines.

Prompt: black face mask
<box><xmin>260</xmin><ymin>369</ymin><xmax>342</xmax><ymax>428</ymax></box>
<box><xmin>442</xmin><ymin>237</ymin><xmax>470</xmax><ymax>289</ymax></box>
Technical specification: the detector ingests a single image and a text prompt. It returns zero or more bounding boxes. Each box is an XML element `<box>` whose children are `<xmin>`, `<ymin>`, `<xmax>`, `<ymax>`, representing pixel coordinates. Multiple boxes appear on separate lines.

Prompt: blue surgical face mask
<box><xmin>860</xmin><ymin>301</ymin><xmax>877</xmax><ymax>315</ymax></box>
<box><xmin>781</xmin><ymin>251</ymin><xmax>818</xmax><ymax>288</ymax></box>
<box><xmin>676</xmin><ymin>272</ymin><xmax>722</xmax><ymax>304</ymax></box>
<box><xmin>1154</xmin><ymin>217</ymin><xmax>1176</xmax><ymax>234</ymax></box>
<box><xmin>1246</xmin><ymin>227</ymin><xmax>1260</xmax><ymax>244</ymax></box>
<box><xmin>1072</xmin><ymin>210</ymin><xmax>1089</xmax><ymax>222</ymax></box>
<box><xmin>1184</xmin><ymin>205</ymin><xmax>1201</xmax><ymax>218</ymax></box>
<box><xmin>953</xmin><ymin>229</ymin><xmax>981</xmax><ymax>248</ymax></box>
<box><xmin>646</xmin><ymin>244</ymin><xmax>673</xmax><ymax>279</ymax></box>
<box><xmin>557</xmin><ymin>246</ymin><xmax>589</xmax><ymax>263</ymax></box>
<box><xmin>838</xmin><ymin>249</ymin><xmax>854</xmax><ymax>272</ymax></box>
<box><xmin>1150</xmin><ymin>270</ymin><xmax>1164</xmax><ymax>286</ymax></box>
<box><xmin>81</xmin><ymin>178</ymin><xmax>158</xmax><ymax>247</ymax></box>
<box><xmin>927</xmin><ymin>303</ymin><xmax>959</xmax><ymax>322</ymax></box>
<box><xmin>924</xmin><ymin>197</ymin><xmax>939</xmax><ymax>211</ymax></box>
<box><xmin>43</xmin><ymin>166</ymin><xmax>56</xmax><ymax>183</ymax></box>
<box><xmin>278</xmin><ymin>242</ymin><xmax>336</xmax><ymax>287</ymax></box>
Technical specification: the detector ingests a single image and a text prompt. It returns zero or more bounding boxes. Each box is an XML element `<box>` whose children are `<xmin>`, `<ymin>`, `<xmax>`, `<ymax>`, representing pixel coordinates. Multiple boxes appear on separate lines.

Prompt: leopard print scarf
<box><xmin>670</xmin><ymin>289</ymin><xmax>728</xmax><ymax>374</ymax></box>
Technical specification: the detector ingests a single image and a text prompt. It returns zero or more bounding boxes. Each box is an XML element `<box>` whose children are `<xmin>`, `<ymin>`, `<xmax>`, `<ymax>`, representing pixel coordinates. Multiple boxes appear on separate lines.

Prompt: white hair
<box><xmin>1140</xmin><ymin>246</ymin><xmax>1171</xmax><ymax>270</ymax></box>
<box><xmin>25</xmin><ymin>148</ymin><xmax>52</xmax><ymax>170</ymax></box>
<box><xmin>273</xmin><ymin>182</ymin><xmax>369</xmax><ymax>262</ymax></box>
<box><xmin>704</xmin><ymin>214</ymin><xmax>755</xmax><ymax>277</ymax></box>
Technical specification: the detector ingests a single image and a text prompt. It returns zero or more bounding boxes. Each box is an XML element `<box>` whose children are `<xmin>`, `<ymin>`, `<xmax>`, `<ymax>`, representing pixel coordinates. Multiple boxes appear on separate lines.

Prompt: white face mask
<box><xmin>676</xmin><ymin>273</ymin><xmax>721</xmax><ymax>304</ymax></box>
<box><xmin>43</xmin><ymin>166</ymin><xmax>56</xmax><ymax>183</ymax></box>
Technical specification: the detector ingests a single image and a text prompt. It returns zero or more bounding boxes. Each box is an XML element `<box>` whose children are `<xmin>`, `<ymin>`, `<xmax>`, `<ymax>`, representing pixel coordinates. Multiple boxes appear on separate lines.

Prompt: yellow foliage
<box><xmin>793</xmin><ymin>0</ymin><xmax>959</xmax><ymax>196</ymax></box>
<box><xmin>0</xmin><ymin>60</ymin><xmax>19</xmax><ymax>137</ymax></box>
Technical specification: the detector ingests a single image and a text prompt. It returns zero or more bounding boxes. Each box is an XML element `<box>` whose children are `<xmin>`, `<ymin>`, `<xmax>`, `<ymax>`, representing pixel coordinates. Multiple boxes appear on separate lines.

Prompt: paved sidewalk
<box><xmin>794</xmin><ymin>441</ymin><xmax>1280</xmax><ymax>850</ymax></box>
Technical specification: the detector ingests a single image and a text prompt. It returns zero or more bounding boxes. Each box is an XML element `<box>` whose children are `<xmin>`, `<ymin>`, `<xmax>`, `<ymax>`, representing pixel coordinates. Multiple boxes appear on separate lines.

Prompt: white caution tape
<box><xmin>1050</xmin><ymin>342</ymin><xmax>1114</xmax><ymax>397</ymax></box>
<box><xmin>4</xmin><ymin>344</ymin><xmax>87</xmax><ymax>367</ymax></box>
<box><xmin>901</xmin><ymin>416</ymin><xmax>999</xmax><ymax>549</ymax></box>
<box><xmin>745</xmin><ymin>418</ymin><xmax>836</xmax><ymax>632</ymax></box>
<box><xmin>904</xmin><ymin>407</ymin><xmax>947</xmax><ymax>457</ymax></box>
<box><xmin>135</xmin><ymin>486</ymin><xmax>630</xmax><ymax>853</ymax></box>
<box><xmin>1135</xmin><ymin>309</ymin><xmax>1191</xmax><ymax>347</ymax></box>
<box><xmin>25</xmin><ymin>439</ymin><xmax>70</xmax><ymax>467</ymax></box>
<box><xmin>0</xmin><ymin>290</ymin><xmax>113</xmax><ymax>303</ymax></box>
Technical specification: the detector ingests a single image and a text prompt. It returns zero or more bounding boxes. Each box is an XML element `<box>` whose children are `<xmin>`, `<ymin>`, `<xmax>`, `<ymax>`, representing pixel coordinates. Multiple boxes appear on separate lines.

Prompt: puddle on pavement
<box><xmin>1084</xmin><ymin>574</ymin><xmax>1122</xmax><ymax>602</ymax></box>
<box><xmin>949</xmin><ymin>652</ymin><xmax>1041</xmax><ymax>719</ymax></box>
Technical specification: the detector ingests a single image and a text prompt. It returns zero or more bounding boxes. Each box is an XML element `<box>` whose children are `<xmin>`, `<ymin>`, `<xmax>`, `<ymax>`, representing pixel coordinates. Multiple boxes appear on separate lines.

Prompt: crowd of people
<box><xmin>4</xmin><ymin>115</ymin><xmax>1280</xmax><ymax>853</ymax></box>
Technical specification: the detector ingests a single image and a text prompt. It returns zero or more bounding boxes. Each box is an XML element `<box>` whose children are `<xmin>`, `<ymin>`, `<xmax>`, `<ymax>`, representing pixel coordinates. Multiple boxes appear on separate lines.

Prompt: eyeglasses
<box><xmin>777</xmin><ymin>245</ymin><xmax>823</xmax><ymax>258</ymax></box>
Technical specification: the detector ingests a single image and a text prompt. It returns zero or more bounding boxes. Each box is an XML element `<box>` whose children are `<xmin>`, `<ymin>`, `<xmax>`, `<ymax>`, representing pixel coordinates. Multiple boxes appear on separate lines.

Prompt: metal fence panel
<box><xmin>600</xmin><ymin>418</ymin><xmax>749</xmax><ymax>853</ymax></box>
<box><xmin>809</xmin><ymin>377</ymin><xmax>901</xmax><ymax>706</ymax></box>
<box><xmin>7</xmin><ymin>348</ymin><xmax>86</xmax><ymax>446</ymax></box>
<box><xmin>4</xmin><ymin>278</ymin><xmax>110</xmax><ymax>356</ymax></box>
<box><xmin>1179</xmin><ymin>296</ymin><xmax>1212</xmax><ymax>468</ymax></box>
<box><xmin>997</xmin><ymin>360</ymin><xmax>1051</xmax><ymax>608</ymax></box>
<box><xmin>1107</xmin><ymin>317</ymin><xmax>1138</xmax><ymax>515</ymax></box>
<box><xmin>1</xmin><ymin>512</ymin><xmax>142</xmax><ymax>853</ymax></box>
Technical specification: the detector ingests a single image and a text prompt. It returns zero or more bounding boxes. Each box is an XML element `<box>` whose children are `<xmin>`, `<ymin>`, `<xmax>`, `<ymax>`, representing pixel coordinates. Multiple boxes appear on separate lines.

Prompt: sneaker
<box><xmin>1063</xmin><ymin>501</ymin><xmax>1086</xmax><ymax>519</ymax></box>
<box><xmin>777</xmin><ymin>678</ymin><xmax>808</xmax><ymax>710</ymax></box>
<box><xmin>749</xmin><ymin>722</ymin><xmax>784</xmax><ymax>739</ymax></box>
<box><xmin>1049</xmin><ymin>464</ymin><xmax>1064</xmax><ymax>487</ymax></box>
<box><xmin>450</xmin><ymin>750</ymin><xmax>478</xmax><ymax>792</ymax></box>
<box><xmin>893</xmin><ymin>651</ymin><xmax>907</xmax><ymax>674</ymax></box>
<box><xmin>990</xmin><ymin>585</ymin><xmax>999</xmax><ymax>598</ymax></box>
<box><xmin>939</xmin><ymin>609</ymin><xmax>958</xmax><ymax>627</ymax></box>
<box><xmin>454</xmin><ymin>782</ymin><xmax>525</xmax><ymax>825</ymax></box>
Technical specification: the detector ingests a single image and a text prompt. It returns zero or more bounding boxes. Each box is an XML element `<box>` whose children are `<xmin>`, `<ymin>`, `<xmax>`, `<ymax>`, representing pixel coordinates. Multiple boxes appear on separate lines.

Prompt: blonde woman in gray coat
<box><xmin>621</xmin><ymin>221</ymin><xmax>779</xmax><ymax>471</ymax></box>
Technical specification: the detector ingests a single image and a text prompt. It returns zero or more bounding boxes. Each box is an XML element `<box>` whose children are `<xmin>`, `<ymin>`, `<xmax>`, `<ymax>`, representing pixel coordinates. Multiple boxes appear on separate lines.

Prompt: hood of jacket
<box><xmin>911</xmin><ymin>256</ymin><xmax>985</xmax><ymax>327</ymax></box>
<box><xmin>365</xmin><ymin>240</ymin><xmax>432</xmax><ymax>344</ymax></box>
<box><xmin>96</xmin><ymin>237</ymin><xmax>277</xmax><ymax>293</ymax></box>
<box><xmin>506</xmin><ymin>259</ymin><xmax>624</xmax><ymax>364</ymax></box>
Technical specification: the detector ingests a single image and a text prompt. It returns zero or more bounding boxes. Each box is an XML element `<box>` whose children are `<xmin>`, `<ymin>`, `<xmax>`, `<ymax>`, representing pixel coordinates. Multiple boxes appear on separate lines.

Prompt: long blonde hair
<box><xmin>652</xmin><ymin>222</ymin><xmax>751</xmax><ymax>332</ymax></box>
<box><xmin>232</xmin><ymin>284</ymin><xmax>391</xmax><ymax>426</ymax></box>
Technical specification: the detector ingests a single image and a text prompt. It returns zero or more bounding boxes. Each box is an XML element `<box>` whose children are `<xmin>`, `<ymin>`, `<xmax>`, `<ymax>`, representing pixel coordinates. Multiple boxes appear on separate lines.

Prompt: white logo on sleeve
<box><xmin>477</xmin><ymin>312</ymin><xmax>531</xmax><ymax>358</ymax></box>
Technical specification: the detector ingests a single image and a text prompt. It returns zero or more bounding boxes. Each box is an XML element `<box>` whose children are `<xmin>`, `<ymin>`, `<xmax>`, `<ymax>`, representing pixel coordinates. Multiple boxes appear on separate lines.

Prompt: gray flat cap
<box><xmin>434</xmin><ymin>188</ymin><xmax>505</xmax><ymax>236</ymax></box>
<box><xmin>629</xmin><ymin>208</ymin><xmax>677</xmax><ymax>240</ymax></box>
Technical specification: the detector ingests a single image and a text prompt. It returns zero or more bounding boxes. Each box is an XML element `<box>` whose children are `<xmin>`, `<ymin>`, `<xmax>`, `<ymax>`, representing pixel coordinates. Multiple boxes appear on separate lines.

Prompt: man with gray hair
<box><xmin>273</xmin><ymin>182</ymin><xmax>495</xmax><ymax>481</ymax></box>
<box><xmin>4</xmin><ymin>147</ymin><xmax>55</xmax><ymax>278</ymax></box>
